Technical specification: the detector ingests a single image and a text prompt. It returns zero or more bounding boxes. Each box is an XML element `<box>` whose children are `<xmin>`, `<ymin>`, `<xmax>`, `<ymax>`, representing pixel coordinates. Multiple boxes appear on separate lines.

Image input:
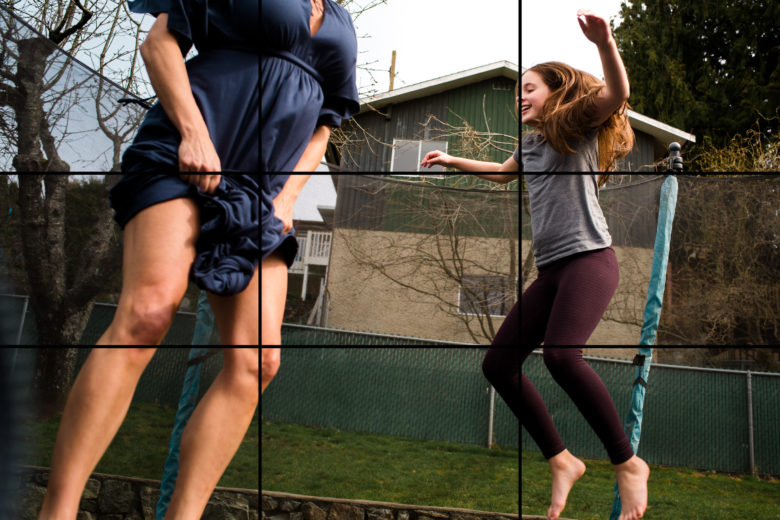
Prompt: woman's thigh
<box><xmin>261</xmin><ymin>252</ymin><xmax>287</xmax><ymax>345</ymax></box>
<box><xmin>206</xmin><ymin>265</ymin><xmax>259</xmax><ymax>345</ymax></box>
<box><xmin>112</xmin><ymin>197</ymin><xmax>200</xmax><ymax>339</ymax></box>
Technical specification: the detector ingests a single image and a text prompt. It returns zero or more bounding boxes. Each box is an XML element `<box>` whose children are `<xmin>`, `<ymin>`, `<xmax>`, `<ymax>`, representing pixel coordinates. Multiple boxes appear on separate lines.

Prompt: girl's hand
<box><xmin>272</xmin><ymin>190</ymin><xmax>295</xmax><ymax>234</ymax></box>
<box><xmin>577</xmin><ymin>9</ymin><xmax>613</xmax><ymax>48</ymax></box>
<box><xmin>179</xmin><ymin>174</ymin><xmax>222</xmax><ymax>194</ymax></box>
<box><xmin>420</xmin><ymin>150</ymin><xmax>453</xmax><ymax>168</ymax></box>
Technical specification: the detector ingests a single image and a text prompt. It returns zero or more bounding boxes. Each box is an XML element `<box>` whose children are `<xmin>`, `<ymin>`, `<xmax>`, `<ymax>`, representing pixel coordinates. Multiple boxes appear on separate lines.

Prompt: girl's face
<box><xmin>521</xmin><ymin>70</ymin><xmax>550</xmax><ymax>126</ymax></box>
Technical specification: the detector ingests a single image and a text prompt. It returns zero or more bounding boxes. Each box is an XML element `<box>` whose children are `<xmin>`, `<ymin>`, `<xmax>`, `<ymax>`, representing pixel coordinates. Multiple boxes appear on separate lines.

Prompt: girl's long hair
<box><xmin>526</xmin><ymin>61</ymin><xmax>634</xmax><ymax>172</ymax></box>
<box><xmin>598</xmin><ymin>174</ymin><xmax>610</xmax><ymax>188</ymax></box>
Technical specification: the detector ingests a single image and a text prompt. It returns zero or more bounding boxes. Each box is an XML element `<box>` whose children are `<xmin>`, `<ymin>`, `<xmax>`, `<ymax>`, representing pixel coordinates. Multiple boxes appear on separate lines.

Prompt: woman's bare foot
<box><xmin>547</xmin><ymin>449</ymin><xmax>587</xmax><ymax>520</ymax></box>
<box><xmin>614</xmin><ymin>455</ymin><xmax>650</xmax><ymax>520</ymax></box>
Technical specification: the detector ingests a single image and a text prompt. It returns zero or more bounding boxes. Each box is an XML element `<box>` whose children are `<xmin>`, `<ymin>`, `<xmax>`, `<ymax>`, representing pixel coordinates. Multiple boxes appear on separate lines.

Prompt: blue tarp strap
<box><xmin>191</xmin><ymin>290</ymin><xmax>215</xmax><ymax>345</ymax></box>
<box><xmin>639</xmin><ymin>175</ymin><xmax>678</xmax><ymax>345</ymax></box>
<box><xmin>156</xmin><ymin>348</ymin><xmax>219</xmax><ymax>519</ymax></box>
<box><xmin>610</xmin><ymin>348</ymin><xmax>653</xmax><ymax>520</ymax></box>
<box><xmin>610</xmin><ymin>178</ymin><xmax>672</xmax><ymax>518</ymax></box>
<box><xmin>608</xmin><ymin>178</ymin><xmax>675</xmax><ymax>520</ymax></box>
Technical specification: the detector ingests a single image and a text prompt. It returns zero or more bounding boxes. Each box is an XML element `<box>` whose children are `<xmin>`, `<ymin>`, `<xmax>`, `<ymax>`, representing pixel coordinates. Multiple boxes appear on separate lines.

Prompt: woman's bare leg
<box><xmin>261</xmin><ymin>348</ymin><xmax>280</xmax><ymax>394</ymax></box>
<box><xmin>164</xmin><ymin>348</ymin><xmax>258</xmax><ymax>520</ymax></box>
<box><xmin>261</xmin><ymin>252</ymin><xmax>287</xmax><ymax>345</ymax></box>
<box><xmin>97</xmin><ymin>197</ymin><xmax>200</xmax><ymax>345</ymax></box>
<box><xmin>206</xmin><ymin>265</ymin><xmax>259</xmax><ymax>345</ymax></box>
<box><xmin>38</xmin><ymin>349</ymin><xmax>157</xmax><ymax>520</ymax></box>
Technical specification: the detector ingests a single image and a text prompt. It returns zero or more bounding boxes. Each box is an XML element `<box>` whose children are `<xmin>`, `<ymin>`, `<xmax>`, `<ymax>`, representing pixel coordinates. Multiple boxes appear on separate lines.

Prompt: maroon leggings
<box><xmin>522</xmin><ymin>246</ymin><xmax>619</xmax><ymax>345</ymax></box>
<box><xmin>482</xmin><ymin>348</ymin><xmax>519</xmax><ymax>420</ymax></box>
<box><xmin>521</xmin><ymin>347</ymin><xmax>634</xmax><ymax>465</ymax></box>
<box><xmin>492</xmin><ymin>301</ymin><xmax>518</xmax><ymax>345</ymax></box>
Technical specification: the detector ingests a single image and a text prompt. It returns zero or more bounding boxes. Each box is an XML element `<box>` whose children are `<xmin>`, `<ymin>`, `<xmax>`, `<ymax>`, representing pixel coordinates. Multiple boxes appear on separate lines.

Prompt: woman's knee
<box><xmin>261</xmin><ymin>348</ymin><xmax>280</xmax><ymax>386</ymax></box>
<box><xmin>113</xmin><ymin>289</ymin><xmax>183</xmax><ymax>344</ymax></box>
<box><xmin>224</xmin><ymin>348</ymin><xmax>260</xmax><ymax>402</ymax></box>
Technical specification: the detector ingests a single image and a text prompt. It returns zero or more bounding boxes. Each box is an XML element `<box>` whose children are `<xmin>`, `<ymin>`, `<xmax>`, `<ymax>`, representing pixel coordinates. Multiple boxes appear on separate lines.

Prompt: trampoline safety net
<box><xmin>0</xmin><ymin>4</ymin><xmax>150</xmax><ymax>171</ymax></box>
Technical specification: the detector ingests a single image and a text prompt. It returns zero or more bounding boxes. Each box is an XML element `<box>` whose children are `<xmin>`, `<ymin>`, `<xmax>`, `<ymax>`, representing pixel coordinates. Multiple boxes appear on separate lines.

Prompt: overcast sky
<box><xmin>0</xmin><ymin>3</ymin><xmax>158</xmax><ymax>171</ymax></box>
<box><xmin>522</xmin><ymin>0</ymin><xmax>627</xmax><ymax>79</ymax></box>
<box><xmin>350</xmin><ymin>0</ymin><xmax>518</xmax><ymax>96</ymax></box>
<box><xmin>296</xmin><ymin>174</ymin><xmax>337</xmax><ymax>222</ymax></box>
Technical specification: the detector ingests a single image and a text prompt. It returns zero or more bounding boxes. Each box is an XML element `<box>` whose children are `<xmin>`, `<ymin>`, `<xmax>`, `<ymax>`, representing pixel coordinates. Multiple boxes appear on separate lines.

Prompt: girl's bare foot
<box><xmin>547</xmin><ymin>449</ymin><xmax>586</xmax><ymax>520</ymax></box>
<box><xmin>614</xmin><ymin>455</ymin><xmax>650</xmax><ymax>520</ymax></box>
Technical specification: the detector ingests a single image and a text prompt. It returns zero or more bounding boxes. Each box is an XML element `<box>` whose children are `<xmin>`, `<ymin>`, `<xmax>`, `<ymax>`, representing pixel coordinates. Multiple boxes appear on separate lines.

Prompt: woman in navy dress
<box><xmin>37</xmin><ymin>174</ymin><xmax>260</xmax><ymax>519</ymax></box>
<box><xmin>262</xmin><ymin>0</ymin><xmax>360</xmax><ymax>171</ymax></box>
<box><xmin>110</xmin><ymin>174</ymin><xmax>259</xmax><ymax>297</ymax></box>
<box><xmin>122</xmin><ymin>0</ymin><xmax>258</xmax><ymax>172</ymax></box>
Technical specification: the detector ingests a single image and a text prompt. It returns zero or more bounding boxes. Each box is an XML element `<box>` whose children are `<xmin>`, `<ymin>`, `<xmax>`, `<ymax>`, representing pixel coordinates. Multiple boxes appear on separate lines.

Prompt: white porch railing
<box><xmin>290</xmin><ymin>230</ymin><xmax>332</xmax><ymax>300</ymax></box>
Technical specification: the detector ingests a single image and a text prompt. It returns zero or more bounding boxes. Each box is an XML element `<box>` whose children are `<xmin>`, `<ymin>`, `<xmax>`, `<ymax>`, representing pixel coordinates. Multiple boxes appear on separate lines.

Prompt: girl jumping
<box><xmin>522</xmin><ymin>10</ymin><xmax>634</xmax><ymax>172</ymax></box>
<box><xmin>521</xmin><ymin>174</ymin><xmax>649</xmax><ymax>520</ymax></box>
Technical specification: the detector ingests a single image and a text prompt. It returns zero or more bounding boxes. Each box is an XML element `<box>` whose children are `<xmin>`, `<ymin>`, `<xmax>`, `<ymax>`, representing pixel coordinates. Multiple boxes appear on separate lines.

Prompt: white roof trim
<box><xmin>627</xmin><ymin>109</ymin><xmax>696</xmax><ymax>144</ymax></box>
<box><xmin>359</xmin><ymin>61</ymin><xmax>518</xmax><ymax>113</ymax></box>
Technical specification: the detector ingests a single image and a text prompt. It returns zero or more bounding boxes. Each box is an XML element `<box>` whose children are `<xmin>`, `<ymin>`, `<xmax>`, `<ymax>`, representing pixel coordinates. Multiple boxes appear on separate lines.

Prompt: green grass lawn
<box><xmin>25</xmin><ymin>401</ymin><xmax>258</xmax><ymax>489</ymax></box>
<box><xmin>522</xmin><ymin>449</ymin><xmax>780</xmax><ymax>519</ymax></box>
<box><xmin>262</xmin><ymin>420</ymin><xmax>518</xmax><ymax>513</ymax></box>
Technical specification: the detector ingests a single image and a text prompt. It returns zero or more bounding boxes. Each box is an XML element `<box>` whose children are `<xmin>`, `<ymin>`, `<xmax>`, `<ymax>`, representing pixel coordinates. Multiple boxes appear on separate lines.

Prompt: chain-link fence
<box><xmin>262</xmin><ymin>348</ymin><xmax>518</xmax><ymax>449</ymax></box>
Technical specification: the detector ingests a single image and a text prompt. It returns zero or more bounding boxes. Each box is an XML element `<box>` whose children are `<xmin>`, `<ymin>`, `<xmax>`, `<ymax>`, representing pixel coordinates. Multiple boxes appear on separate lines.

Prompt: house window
<box><xmin>392</xmin><ymin>138</ymin><xmax>447</xmax><ymax>172</ymax></box>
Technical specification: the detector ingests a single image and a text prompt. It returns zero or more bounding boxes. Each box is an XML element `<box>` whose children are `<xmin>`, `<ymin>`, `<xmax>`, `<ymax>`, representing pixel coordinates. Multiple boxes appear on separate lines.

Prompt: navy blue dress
<box><xmin>110</xmin><ymin>174</ymin><xmax>259</xmax><ymax>296</ymax></box>
<box><xmin>262</xmin><ymin>0</ymin><xmax>360</xmax><ymax>171</ymax></box>
<box><xmin>261</xmin><ymin>175</ymin><xmax>298</xmax><ymax>267</ymax></box>
<box><xmin>122</xmin><ymin>0</ymin><xmax>258</xmax><ymax>172</ymax></box>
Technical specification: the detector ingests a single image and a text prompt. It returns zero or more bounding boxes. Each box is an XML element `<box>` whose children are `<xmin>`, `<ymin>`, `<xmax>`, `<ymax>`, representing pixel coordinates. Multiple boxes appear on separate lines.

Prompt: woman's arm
<box><xmin>273</xmin><ymin>175</ymin><xmax>312</xmax><ymax>233</ymax></box>
<box><xmin>293</xmin><ymin>126</ymin><xmax>331</xmax><ymax>172</ymax></box>
<box><xmin>140</xmin><ymin>14</ymin><xmax>220</xmax><ymax>171</ymax></box>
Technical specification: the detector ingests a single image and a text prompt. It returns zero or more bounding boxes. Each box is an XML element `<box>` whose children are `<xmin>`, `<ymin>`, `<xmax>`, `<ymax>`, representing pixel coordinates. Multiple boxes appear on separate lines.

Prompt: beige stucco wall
<box><xmin>326</xmin><ymin>229</ymin><xmax>517</xmax><ymax>344</ymax></box>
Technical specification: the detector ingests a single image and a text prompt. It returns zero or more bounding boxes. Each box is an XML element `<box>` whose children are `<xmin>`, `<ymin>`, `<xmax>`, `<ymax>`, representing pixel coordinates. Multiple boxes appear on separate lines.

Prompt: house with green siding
<box><xmin>325</xmin><ymin>61</ymin><xmax>518</xmax><ymax>172</ymax></box>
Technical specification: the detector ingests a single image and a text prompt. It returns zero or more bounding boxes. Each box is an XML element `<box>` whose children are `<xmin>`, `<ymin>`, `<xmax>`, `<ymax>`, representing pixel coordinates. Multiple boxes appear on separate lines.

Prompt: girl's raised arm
<box><xmin>577</xmin><ymin>9</ymin><xmax>630</xmax><ymax>126</ymax></box>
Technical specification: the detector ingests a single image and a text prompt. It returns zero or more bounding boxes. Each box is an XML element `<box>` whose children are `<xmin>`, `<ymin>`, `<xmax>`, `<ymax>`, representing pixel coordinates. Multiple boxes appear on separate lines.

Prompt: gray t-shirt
<box><xmin>524</xmin><ymin>174</ymin><xmax>611</xmax><ymax>267</ymax></box>
<box><xmin>521</xmin><ymin>127</ymin><xmax>599</xmax><ymax>172</ymax></box>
